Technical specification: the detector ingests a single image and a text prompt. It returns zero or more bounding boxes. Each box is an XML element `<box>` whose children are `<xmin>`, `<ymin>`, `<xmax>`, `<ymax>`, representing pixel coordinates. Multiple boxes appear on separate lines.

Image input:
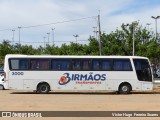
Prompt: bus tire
<box><xmin>119</xmin><ymin>84</ymin><xmax>131</xmax><ymax>94</ymax></box>
<box><xmin>37</xmin><ymin>83</ymin><xmax>50</xmax><ymax>94</ymax></box>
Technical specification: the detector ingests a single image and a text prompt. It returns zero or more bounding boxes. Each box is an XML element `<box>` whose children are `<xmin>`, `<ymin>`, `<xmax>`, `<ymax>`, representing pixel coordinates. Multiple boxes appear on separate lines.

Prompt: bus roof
<box><xmin>5</xmin><ymin>54</ymin><xmax>148</xmax><ymax>59</ymax></box>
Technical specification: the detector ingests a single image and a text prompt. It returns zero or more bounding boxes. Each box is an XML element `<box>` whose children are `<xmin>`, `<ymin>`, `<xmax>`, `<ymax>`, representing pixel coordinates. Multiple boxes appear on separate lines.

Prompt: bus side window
<box><xmin>10</xmin><ymin>59</ymin><xmax>28</xmax><ymax>70</ymax></box>
<box><xmin>101</xmin><ymin>60</ymin><xmax>112</xmax><ymax>71</ymax></box>
<box><xmin>30</xmin><ymin>59</ymin><xmax>49</xmax><ymax>70</ymax></box>
<box><xmin>51</xmin><ymin>60</ymin><xmax>61</xmax><ymax>70</ymax></box>
<box><xmin>92</xmin><ymin>60</ymin><xmax>100</xmax><ymax>70</ymax></box>
<box><xmin>82</xmin><ymin>59</ymin><xmax>90</xmax><ymax>70</ymax></box>
<box><xmin>19</xmin><ymin>60</ymin><xmax>28</xmax><ymax>70</ymax></box>
<box><xmin>30</xmin><ymin>60</ymin><xmax>38</xmax><ymax>70</ymax></box>
<box><xmin>10</xmin><ymin>59</ymin><xmax>19</xmax><ymax>70</ymax></box>
<box><xmin>57</xmin><ymin>64</ymin><xmax>61</xmax><ymax>70</ymax></box>
<box><xmin>61</xmin><ymin>60</ymin><xmax>70</xmax><ymax>70</ymax></box>
<box><xmin>123</xmin><ymin>60</ymin><xmax>132</xmax><ymax>71</ymax></box>
<box><xmin>51</xmin><ymin>60</ymin><xmax>57</xmax><ymax>70</ymax></box>
<box><xmin>51</xmin><ymin>59</ymin><xmax>70</xmax><ymax>71</ymax></box>
<box><xmin>38</xmin><ymin>60</ymin><xmax>50</xmax><ymax>70</ymax></box>
<box><xmin>113</xmin><ymin>59</ymin><xmax>132</xmax><ymax>71</ymax></box>
<box><xmin>113</xmin><ymin>60</ymin><xmax>123</xmax><ymax>71</ymax></box>
<box><xmin>72</xmin><ymin>59</ymin><xmax>81</xmax><ymax>71</ymax></box>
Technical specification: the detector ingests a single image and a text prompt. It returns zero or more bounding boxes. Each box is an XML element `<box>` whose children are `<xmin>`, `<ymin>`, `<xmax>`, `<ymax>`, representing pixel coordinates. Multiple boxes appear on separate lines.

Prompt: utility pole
<box><xmin>18</xmin><ymin>27</ymin><xmax>21</xmax><ymax>45</ymax></box>
<box><xmin>12</xmin><ymin>29</ymin><xmax>15</xmax><ymax>45</ymax></box>
<box><xmin>47</xmin><ymin>33</ymin><xmax>50</xmax><ymax>45</ymax></box>
<box><xmin>146</xmin><ymin>23</ymin><xmax>151</xmax><ymax>32</ymax></box>
<box><xmin>51</xmin><ymin>28</ymin><xmax>55</xmax><ymax>46</ymax></box>
<box><xmin>73</xmin><ymin>34</ymin><xmax>79</xmax><ymax>44</ymax></box>
<box><xmin>151</xmin><ymin>16</ymin><xmax>160</xmax><ymax>42</ymax></box>
<box><xmin>132</xmin><ymin>21</ymin><xmax>138</xmax><ymax>56</ymax></box>
<box><xmin>43</xmin><ymin>36</ymin><xmax>46</xmax><ymax>49</ymax></box>
<box><xmin>133</xmin><ymin>24</ymin><xmax>135</xmax><ymax>56</ymax></box>
<box><xmin>98</xmin><ymin>11</ymin><xmax>102</xmax><ymax>56</ymax></box>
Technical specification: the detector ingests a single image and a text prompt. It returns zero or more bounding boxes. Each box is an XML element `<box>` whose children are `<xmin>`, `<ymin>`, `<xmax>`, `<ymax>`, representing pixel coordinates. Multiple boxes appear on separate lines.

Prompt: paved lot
<box><xmin>0</xmin><ymin>90</ymin><xmax>160</xmax><ymax>120</ymax></box>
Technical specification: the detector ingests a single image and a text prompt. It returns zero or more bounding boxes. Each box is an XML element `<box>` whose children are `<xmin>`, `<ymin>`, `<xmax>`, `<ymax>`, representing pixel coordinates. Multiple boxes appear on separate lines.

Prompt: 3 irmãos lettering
<box><xmin>59</xmin><ymin>72</ymin><xmax>106</xmax><ymax>85</ymax></box>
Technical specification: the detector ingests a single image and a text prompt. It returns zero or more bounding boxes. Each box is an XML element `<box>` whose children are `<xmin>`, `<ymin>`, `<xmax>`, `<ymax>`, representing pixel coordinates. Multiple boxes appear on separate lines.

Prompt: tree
<box><xmin>0</xmin><ymin>22</ymin><xmax>160</xmax><ymax>65</ymax></box>
<box><xmin>88</xmin><ymin>37</ymin><xmax>99</xmax><ymax>55</ymax></box>
<box><xmin>0</xmin><ymin>40</ymin><xmax>13</xmax><ymax>62</ymax></box>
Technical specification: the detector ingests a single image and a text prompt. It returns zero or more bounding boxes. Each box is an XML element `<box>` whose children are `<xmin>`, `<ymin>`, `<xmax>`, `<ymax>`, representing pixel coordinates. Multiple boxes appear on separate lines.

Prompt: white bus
<box><xmin>4</xmin><ymin>55</ymin><xmax>153</xmax><ymax>94</ymax></box>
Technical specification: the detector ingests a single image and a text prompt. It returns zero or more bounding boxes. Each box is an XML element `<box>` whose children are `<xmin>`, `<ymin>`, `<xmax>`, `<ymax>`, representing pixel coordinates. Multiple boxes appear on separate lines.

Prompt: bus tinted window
<box><xmin>51</xmin><ymin>59</ymin><xmax>70</xmax><ymax>70</ymax></box>
<box><xmin>30</xmin><ymin>59</ymin><xmax>50</xmax><ymax>70</ymax></box>
<box><xmin>92</xmin><ymin>60</ymin><xmax>100</xmax><ymax>70</ymax></box>
<box><xmin>10</xmin><ymin>59</ymin><xmax>28</xmax><ymax>70</ymax></box>
<box><xmin>123</xmin><ymin>60</ymin><xmax>132</xmax><ymax>71</ymax></box>
<box><xmin>101</xmin><ymin>60</ymin><xmax>112</xmax><ymax>71</ymax></box>
<box><xmin>133</xmin><ymin>59</ymin><xmax>152</xmax><ymax>82</ymax></box>
<box><xmin>82</xmin><ymin>59</ymin><xmax>90</xmax><ymax>70</ymax></box>
<box><xmin>113</xmin><ymin>59</ymin><xmax>132</xmax><ymax>71</ymax></box>
<box><xmin>72</xmin><ymin>59</ymin><xmax>81</xmax><ymax>70</ymax></box>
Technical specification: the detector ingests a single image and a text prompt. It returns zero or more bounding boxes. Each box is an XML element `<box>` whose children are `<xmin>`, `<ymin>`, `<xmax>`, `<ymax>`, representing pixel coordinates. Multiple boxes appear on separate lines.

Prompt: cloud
<box><xmin>99</xmin><ymin>0</ymin><xmax>160</xmax><ymax>34</ymax></box>
<box><xmin>0</xmin><ymin>0</ymin><xmax>160</xmax><ymax>47</ymax></box>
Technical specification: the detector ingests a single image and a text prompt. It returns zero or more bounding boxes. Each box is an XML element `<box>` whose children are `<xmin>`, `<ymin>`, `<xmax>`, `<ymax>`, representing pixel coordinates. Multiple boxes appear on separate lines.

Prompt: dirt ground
<box><xmin>1</xmin><ymin>89</ymin><xmax>160</xmax><ymax>120</ymax></box>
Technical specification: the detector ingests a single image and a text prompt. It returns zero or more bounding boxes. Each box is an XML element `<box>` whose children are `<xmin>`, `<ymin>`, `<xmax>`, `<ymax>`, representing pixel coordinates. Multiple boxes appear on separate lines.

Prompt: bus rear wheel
<box><xmin>119</xmin><ymin>84</ymin><xmax>131</xmax><ymax>94</ymax></box>
<box><xmin>37</xmin><ymin>83</ymin><xmax>50</xmax><ymax>94</ymax></box>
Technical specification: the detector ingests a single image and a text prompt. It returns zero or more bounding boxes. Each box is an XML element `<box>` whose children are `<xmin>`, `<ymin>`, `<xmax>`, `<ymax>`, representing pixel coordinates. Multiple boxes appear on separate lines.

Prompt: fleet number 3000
<box><xmin>12</xmin><ymin>72</ymin><xmax>24</xmax><ymax>75</ymax></box>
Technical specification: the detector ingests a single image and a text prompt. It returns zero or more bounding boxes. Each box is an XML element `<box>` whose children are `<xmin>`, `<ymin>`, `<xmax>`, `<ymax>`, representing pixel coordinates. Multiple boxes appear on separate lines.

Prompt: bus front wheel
<box><xmin>37</xmin><ymin>83</ymin><xmax>50</xmax><ymax>94</ymax></box>
<box><xmin>119</xmin><ymin>84</ymin><xmax>131</xmax><ymax>94</ymax></box>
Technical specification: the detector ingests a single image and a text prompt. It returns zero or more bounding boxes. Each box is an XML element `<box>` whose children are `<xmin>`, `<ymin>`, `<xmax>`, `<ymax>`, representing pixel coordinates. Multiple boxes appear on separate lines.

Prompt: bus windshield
<box><xmin>133</xmin><ymin>59</ymin><xmax>152</xmax><ymax>82</ymax></box>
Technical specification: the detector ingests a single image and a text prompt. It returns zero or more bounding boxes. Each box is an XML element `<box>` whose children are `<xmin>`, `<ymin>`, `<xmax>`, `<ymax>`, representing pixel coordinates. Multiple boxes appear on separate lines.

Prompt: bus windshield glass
<box><xmin>133</xmin><ymin>59</ymin><xmax>152</xmax><ymax>82</ymax></box>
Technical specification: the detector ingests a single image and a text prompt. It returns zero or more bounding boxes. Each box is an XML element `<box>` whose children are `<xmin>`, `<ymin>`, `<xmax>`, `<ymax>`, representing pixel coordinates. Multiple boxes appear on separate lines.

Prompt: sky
<box><xmin>0</xmin><ymin>0</ymin><xmax>160</xmax><ymax>47</ymax></box>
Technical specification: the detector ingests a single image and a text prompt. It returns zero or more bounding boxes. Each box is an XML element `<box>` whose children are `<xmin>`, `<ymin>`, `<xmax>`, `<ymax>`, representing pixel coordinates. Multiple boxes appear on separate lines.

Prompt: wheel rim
<box><xmin>40</xmin><ymin>85</ymin><xmax>47</xmax><ymax>92</ymax></box>
<box><xmin>122</xmin><ymin>86</ymin><xmax>128</xmax><ymax>92</ymax></box>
